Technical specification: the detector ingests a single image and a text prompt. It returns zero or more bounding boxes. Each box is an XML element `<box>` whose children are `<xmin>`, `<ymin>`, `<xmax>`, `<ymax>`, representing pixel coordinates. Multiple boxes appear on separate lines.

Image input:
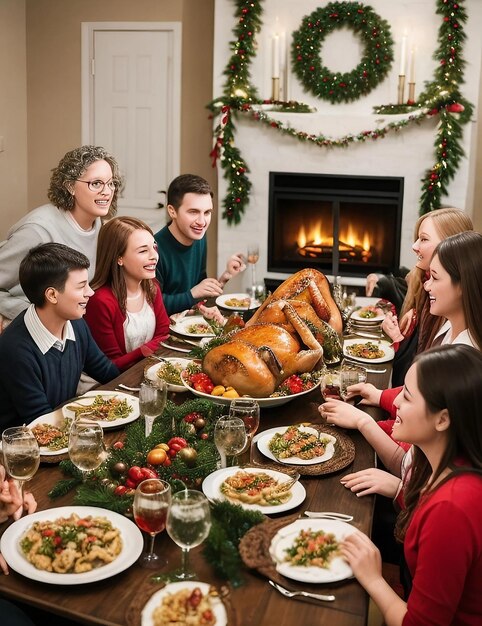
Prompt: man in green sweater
<box><xmin>154</xmin><ymin>174</ymin><xmax>245</xmax><ymax>315</ymax></box>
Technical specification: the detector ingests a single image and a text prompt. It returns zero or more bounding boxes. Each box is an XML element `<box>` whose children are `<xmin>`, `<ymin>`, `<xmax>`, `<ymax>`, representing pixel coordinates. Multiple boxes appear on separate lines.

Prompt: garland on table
<box><xmin>208</xmin><ymin>0</ymin><xmax>473</xmax><ymax>225</ymax></box>
<box><xmin>291</xmin><ymin>2</ymin><xmax>394</xmax><ymax>104</ymax></box>
<box><xmin>49</xmin><ymin>399</ymin><xmax>225</xmax><ymax>514</ymax></box>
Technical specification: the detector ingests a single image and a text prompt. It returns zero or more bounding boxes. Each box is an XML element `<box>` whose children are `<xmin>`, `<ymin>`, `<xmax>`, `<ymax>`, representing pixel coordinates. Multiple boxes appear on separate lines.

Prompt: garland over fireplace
<box><xmin>268</xmin><ymin>172</ymin><xmax>404</xmax><ymax>278</ymax></box>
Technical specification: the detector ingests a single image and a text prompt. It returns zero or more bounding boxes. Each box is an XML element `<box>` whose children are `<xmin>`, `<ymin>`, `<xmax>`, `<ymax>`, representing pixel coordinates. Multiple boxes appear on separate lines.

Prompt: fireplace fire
<box><xmin>268</xmin><ymin>172</ymin><xmax>404</xmax><ymax>278</ymax></box>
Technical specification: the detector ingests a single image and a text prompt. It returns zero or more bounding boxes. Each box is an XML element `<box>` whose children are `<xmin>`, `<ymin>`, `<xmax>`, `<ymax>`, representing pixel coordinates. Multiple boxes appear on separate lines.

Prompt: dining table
<box><xmin>0</xmin><ymin>345</ymin><xmax>392</xmax><ymax>626</ymax></box>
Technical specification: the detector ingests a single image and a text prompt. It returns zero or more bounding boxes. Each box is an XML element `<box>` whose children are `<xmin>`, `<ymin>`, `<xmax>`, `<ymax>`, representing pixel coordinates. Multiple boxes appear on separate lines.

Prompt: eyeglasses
<box><xmin>76</xmin><ymin>179</ymin><xmax>117</xmax><ymax>193</ymax></box>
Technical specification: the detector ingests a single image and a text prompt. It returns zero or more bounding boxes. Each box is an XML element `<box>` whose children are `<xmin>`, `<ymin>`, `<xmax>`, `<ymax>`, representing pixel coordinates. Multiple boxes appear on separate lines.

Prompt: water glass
<box><xmin>166</xmin><ymin>490</ymin><xmax>211</xmax><ymax>580</ymax></box>
<box><xmin>68</xmin><ymin>419</ymin><xmax>105</xmax><ymax>481</ymax></box>
<box><xmin>139</xmin><ymin>380</ymin><xmax>167</xmax><ymax>437</ymax></box>
<box><xmin>213</xmin><ymin>416</ymin><xmax>247</xmax><ymax>468</ymax></box>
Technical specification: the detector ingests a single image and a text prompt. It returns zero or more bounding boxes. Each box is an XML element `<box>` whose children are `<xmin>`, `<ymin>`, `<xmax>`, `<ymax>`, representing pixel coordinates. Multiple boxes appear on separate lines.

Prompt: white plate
<box><xmin>144</xmin><ymin>358</ymin><xmax>192</xmax><ymax>393</ymax></box>
<box><xmin>256</xmin><ymin>426</ymin><xmax>336</xmax><ymax>466</ymax></box>
<box><xmin>62</xmin><ymin>391</ymin><xmax>140</xmax><ymax>428</ymax></box>
<box><xmin>355</xmin><ymin>296</ymin><xmax>382</xmax><ymax>308</ymax></box>
<box><xmin>343</xmin><ymin>338</ymin><xmax>394</xmax><ymax>364</ymax></box>
<box><xmin>350</xmin><ymin>307</ymin><xmax>385</xmax><ymax>323</ymax></box>
<box><xmin>181</xmin><ymin>375</ymin><xmax>320</xmax><ymax>408</ymax></box>
<box><xmin>215</xmin><ymin>293</ymin><xmax>260</xmax><ymax>311</ymax></box>
<box><xmin>141</xmin><ymin>581</ymin><xmax>227</xmax><ymax>626</ymax></box>
<box><xmin>269</xmin><ymin>518</ymin><xmax>354</xmax><ymax>583</ymax></box>
<box><xmin>0</xmin><ymin>506</ymin><xmax>143</xmax><ymax>585</ymax></box>
<box><xmin>169</xmin><ymin>315</ymin><xmax>216</xmax><ymax>339</ymax></box>
<box><xmin>28</xmin><ymin>410</ymin><xmax>70</xmax><ymax>456</ymax></box>
<box><xmin>202</xmin><ymin>466</ymin><xmax>306</xmax><ymax>515</ymax></box>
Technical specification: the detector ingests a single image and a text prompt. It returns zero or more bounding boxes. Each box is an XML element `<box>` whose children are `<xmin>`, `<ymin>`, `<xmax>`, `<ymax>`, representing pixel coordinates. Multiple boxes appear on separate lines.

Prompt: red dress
<box><xmin>402</xmin><ymin>473</ymin><xmax>482</xmax><ymax>625</ymax></box>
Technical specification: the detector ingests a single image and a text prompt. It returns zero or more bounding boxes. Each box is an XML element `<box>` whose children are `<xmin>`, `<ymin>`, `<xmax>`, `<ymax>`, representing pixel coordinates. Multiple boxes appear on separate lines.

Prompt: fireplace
<box><xmin>268</xmin><ymin>172</ymin><xmax>404</xmax><ymax>278</ymax></box>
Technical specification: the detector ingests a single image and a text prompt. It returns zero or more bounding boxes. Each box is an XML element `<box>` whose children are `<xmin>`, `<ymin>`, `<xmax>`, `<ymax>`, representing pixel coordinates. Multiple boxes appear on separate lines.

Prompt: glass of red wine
<box><xmin>133</xmin><ymin>478</ymin><xmax>171</xmax><ymax>568</ymax></box>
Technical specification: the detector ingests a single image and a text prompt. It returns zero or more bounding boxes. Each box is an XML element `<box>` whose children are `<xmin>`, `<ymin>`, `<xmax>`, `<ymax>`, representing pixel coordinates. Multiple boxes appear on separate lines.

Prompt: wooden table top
<box><xmin>0</xmin><ymin>352</ymin><xmax>391</xmax><ymax>626</ymax></box>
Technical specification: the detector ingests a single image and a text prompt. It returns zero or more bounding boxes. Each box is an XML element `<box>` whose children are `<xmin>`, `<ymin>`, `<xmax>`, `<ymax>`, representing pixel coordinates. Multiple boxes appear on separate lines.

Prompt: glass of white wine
<box><xmin>139</xmin><ymin>380</ymin><xmax>167</xmax><ymax>437</ymax></box>
<box><xmin>166</xmin><ymin>489</ymin><xmax>211</xmax><ymax>581</ymax></box>
<box><xmin>2</xmin><ymin>426</ymin><xmax>40</xmax><ymax>514</ymax></box>
<box><xmin>68</xmin><ymin>419</ymin><xmax>105</xmax><ymax>481</ymax></box>
<box><xmin>247</xmin><ymin>243</ymin><xmax>259</xmax><ymax>296</ymax></box>
<box><xmin>213</xmin><ymin>416</ymin><xmax>248</xmax><ymax>468</ymax></box>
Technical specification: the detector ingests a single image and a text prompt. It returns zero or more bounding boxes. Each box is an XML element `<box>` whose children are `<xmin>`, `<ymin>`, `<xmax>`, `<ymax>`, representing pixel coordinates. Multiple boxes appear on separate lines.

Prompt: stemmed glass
<box><xmin>166</xmin><ymin>490</ymin><xmax>211</xmax><ymax>581</ymax></box>
<box><xmin>247</xmin><ymin>243</ymin><xmax>259</xmax><ymax>296</ymax></box>
<box><xmin>68</xmin><ymin>419</ymin><xmax>105</xmax><ymax>482</ymax></box>
<box><xmin>321</xmin><ymin>363</ymin><xmax>367</xmax><ymax>402</ymax></box>
<box><xmin>133</xmin><ymin>478</ymin><xmax>171</xmax><ymax>568</ymax></box>
<box><xmin>2</xmin><ymin>427</ymin><xmax>40</xmax><ymax>514</ymax></box>
<box><xmin>229</xmin><ymin>398</ymin><xmax>260</xmax><ymax>460</ymax></box>
<box><xmin>213</xmin><ymin>416</ymin><xmax>248</xmax><ymax>468</ymax></box>
<box><xmin>139</xmin><ymin>380</ymin><xmax>167</xmax><ymax>437</ymax></box>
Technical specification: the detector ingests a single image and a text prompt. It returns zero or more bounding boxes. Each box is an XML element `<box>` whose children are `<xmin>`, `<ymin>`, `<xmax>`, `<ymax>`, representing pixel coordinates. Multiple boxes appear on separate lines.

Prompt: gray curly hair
<box><xmin>47</xmin><ymin>145</ymin><xmax>121</xmax><ymax>217</ymax></box>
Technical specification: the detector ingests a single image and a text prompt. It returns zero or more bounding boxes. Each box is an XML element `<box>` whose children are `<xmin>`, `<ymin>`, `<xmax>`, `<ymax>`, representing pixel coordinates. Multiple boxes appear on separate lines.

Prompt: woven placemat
<box><xmin>126</xmin><ymin>577</ymin><xmax>236</xmax><ymax>626</ymax></box>
<box><xmin>253</xmin><ymin>424</ymin><xmax>355</xmax><ymax>476</ymax></box>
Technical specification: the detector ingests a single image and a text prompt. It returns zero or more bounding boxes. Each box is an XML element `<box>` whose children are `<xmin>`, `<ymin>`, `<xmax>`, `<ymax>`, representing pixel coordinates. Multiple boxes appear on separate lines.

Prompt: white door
<box><xmin>82</xmin><ymin>23</ymin><xmax>181</xmax><ymax>229</ymax></box>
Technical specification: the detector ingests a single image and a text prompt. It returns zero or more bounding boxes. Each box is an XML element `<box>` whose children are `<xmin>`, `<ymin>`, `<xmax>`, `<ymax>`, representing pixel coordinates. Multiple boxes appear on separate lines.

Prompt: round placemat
<box><xmin>254</xmin><ymin>424</ymin><xmax>355</xmax><ymax>476</ymax></box>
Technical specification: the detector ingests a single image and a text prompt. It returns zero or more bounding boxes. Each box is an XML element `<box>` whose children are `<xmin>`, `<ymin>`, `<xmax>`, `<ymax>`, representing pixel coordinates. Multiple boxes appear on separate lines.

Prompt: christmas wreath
<box><xmin>292</xmin><ymin>2</ymin><xmax>394</xmax><ymax>104</ymax></box>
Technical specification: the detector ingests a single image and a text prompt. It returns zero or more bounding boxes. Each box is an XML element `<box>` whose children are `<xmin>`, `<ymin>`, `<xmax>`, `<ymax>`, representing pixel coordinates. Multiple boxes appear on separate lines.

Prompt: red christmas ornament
<box><xmin>428</xmin><ymin>185</ymin><xmax>434</xmax><ymax>191</ymax></box>
<box><xmin>444</xmin><ymin>16</ymin><xmax>450</xmax><ymax>22</ymax></box>
<box><xmin>363</xmin><ymin>70</ymin><xmax>368</xmax><ymax>77</ymax></box>
<box><xmin>446</xmin><ymin>103</ymin><xmax>465</xmax><ymax>113</ymax></box>
<box><xmin>453</xmin><ymin>23</ymin><xmax>459</xmax><ymax>29</ymax></box>
<box><xmin>430</xmin><ymin>173</ymin><xmax>438</xmax><ymax>180</ymax></box>
<box><xmin>310</xmin><ymin>66</ymin><xmax>315</xmax><ymax>71</ymax></box>
<box><xmin>241</xmin><ymin>8</ymin><xmax>248</xmax><ymax>14</ymax></box>
<box><xmin>235</xmin><ymin>198</ymin><xmax>241</xmax><ymax>203</ymax></box>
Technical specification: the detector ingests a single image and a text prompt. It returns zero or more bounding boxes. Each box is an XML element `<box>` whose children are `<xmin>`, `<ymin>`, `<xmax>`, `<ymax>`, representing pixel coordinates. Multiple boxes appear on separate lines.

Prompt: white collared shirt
<box><xmin>24</xmin><ymin>304</ymin><xmax>76</xmax><ymax>354</ymax></box>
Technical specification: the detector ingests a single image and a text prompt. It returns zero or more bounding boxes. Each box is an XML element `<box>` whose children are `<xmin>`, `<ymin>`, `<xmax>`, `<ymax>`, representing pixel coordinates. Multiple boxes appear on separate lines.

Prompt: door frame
<box><xmin>81</xmin><ymin>21</ymin><xmax>182</xmax><ymax>185</ymax></box>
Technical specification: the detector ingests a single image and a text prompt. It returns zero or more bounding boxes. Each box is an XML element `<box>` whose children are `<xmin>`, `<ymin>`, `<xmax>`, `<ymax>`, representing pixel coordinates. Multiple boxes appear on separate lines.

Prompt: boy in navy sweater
<box><xmin>0</xmin><ymin>243</ymin><xmax>119</xmax><ymax>430</ymax></box>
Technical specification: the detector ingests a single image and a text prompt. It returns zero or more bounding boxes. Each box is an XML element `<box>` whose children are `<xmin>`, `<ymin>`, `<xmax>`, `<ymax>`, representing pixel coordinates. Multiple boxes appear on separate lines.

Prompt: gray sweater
<box><xmin>0</xmin><ymin>203</ymin><xmax>101</xmax><ymax>320</ymax></box>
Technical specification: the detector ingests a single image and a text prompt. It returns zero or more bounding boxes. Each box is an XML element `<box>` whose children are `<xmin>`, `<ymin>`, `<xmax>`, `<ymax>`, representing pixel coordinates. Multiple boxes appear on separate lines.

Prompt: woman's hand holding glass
<box><xmin>1</xmin><ymin>427</ymin><xmax>40</xmax><ymax>516</ymax></box>
<box><xmin>133</xmin><ymin>478</ymin><xmax>171</xmax><ymax>568</ymax></box>
<box><xmin>68</xmin><ymin>419</ymin><xmax>105</xmax><ymax>482</ymax></box>
<box><xmin>214</xmin><ymin>416</ymin><xmax>248</xmax><ymax>468</ymax></box>
<box><xmin>166</xmin><ymin>490</ymin><xmax>211</xmax><ymax>581</ymax></box>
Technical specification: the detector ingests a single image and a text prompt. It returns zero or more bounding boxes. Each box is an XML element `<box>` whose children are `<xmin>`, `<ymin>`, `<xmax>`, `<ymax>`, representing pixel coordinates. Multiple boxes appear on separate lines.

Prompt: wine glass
<box><xmin>213</xmin><ymin>416</ymin><xmax>248</xmax><ymax>468</ymax></box>
<box><xmin>339</xmin><ymin>361</ymin><xmax>367</xmax><ymax>400</ymax></box>
<box><xmin>139</xmin><ymin>380</ymin><xmax>167</xmax><ymax>437</ymax></box>
<box><xmin>247</xmin><ymin>243</ymin><xmax>259</xmax><ymax>296</ymax></box>
<box><xmin>229</xmin><ymin>398</ymin><xmax>260</xmax><ymax>459</ymax></box>
<box><xmin>68</xmin><ymin>419</ymin><xmax>105</xmax><ymax>482</ymax></box>
<box><xmin>2</xmin><ymin>427</ymin><xmax>40</xmax><ymax>514</ymax></box>
<box><xmin>166</xmin><ymin>489</ymin><xmax>211</xmax><ymax>580</ymax></box>
<box><xmin>133</xmin><ymin>478</ymin><xmax>171</xmax><ymax>568</ymax></box>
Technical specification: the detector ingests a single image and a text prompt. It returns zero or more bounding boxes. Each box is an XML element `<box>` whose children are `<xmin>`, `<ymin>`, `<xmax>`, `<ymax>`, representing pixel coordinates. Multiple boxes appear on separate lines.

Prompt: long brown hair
<box><xmin>399</xmin><ymin>208</ymin><xmax>474</xmax><ymax>351</ymax></box>
<box><xmin>395</xmin><ymin>345</ymin><xmax>482</xmax><ymax>541</ymax></box>
<box><xmin>91</xmin><ymin>217</ymin><xmax>157</xmax><ymax>313</ymax></box>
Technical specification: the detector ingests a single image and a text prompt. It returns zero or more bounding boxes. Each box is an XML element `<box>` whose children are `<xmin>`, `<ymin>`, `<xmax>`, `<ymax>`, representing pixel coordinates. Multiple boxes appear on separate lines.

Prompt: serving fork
<box><xmin>268</xmin><ymin>580</ymin><xmax>335</xmax><ymax>602</ymax></box>
<box><xmin>303</xmin><ymin>511</ymin><xmax>354</xmax><ymax>522</ymax></box>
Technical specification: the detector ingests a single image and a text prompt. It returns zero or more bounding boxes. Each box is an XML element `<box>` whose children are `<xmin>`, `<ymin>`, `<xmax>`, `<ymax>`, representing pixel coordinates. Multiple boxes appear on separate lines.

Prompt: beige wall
<box><xmin>0</xmin><ymin>0</ymin><xmax>28</xmax><ymax>236</ymax></box>
<box><xmin>472</xmin><ymin>55</ymin><xmax>482</xmax><ymax>232</ymax></box>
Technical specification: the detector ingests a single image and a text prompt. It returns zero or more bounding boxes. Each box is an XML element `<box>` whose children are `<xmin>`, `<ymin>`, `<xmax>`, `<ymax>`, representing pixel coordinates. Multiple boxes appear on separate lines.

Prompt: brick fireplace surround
<box><xmin>212</xmin><ymin>0</ymin><xmax>482</xmax><ymax>291</ymax></box>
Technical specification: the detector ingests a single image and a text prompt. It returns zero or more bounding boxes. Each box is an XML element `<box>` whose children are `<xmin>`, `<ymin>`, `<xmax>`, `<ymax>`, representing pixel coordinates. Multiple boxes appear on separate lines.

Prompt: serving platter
<box><xmin>256</xmin><ymin>426</ymin><xmax>336</xmax><ymax>466</ymax></box>
<box><xmin>62</xmin><ymin>391</ymin><xmax>140</xmax><ymax>428</ymax></box>
<box><xmin>269</xmin><ymin>518</ymin><xmax>354</xmax><ymax>583</ymax></box>
<box><xmin>202</xmin><ymin>465</ymin><xmax>306</xmax><ymax>515</ymax></box>
<box><xmin>0</xmin><ymin>506</ymin><xmax>143</xmax><ymax>585</ymax></box>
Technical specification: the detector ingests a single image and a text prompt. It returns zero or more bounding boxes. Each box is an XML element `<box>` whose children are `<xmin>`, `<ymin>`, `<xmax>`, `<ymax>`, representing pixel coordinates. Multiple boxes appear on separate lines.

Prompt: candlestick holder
<box><xmin>407</xmin><ymin>82</ymin><xmax>416</xmax><ymax>105</ymax></box>
<box><xmin>271</xmin><ymin>77</ymin><xmax>280</xmax><ymax>101</ymax></box>
<box><xmin>397</xmin><ymin>75</ymin><xmax>406</xmax><ymax>105</ymax></box>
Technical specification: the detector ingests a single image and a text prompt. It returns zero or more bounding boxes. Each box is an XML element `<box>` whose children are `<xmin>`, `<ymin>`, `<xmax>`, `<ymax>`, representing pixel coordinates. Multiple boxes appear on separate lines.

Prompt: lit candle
<box><xmin>399</xmin><ymin>35</ymin><xmax>407</xmax><ymax>75</ymax></box>
<box><xmin>272</xmin><ymin>34</ymin><xmax>280</xmax><ymax>78</ymax></box>
<box><xmin>409</xmin><ymin>47</ymin><xmax>416</xmax><ymax>82</ymax></box>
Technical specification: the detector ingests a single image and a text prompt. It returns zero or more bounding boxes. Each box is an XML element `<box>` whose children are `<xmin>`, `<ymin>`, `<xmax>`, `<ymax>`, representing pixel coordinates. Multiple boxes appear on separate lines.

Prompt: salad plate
<box><xmin>215</xmin><ymin>293</ymin><xmax>260</xmax><ymax>311</ymax></box>
<box><xmin>169</xmin><ymin>315</ymin><xmax>216</xmax><ymax>339</ymax></box>
<box><xmin>29</xmin><ymin>410</ymin><xmax>70</xmax><ymax>456</ymax></box>
<box><xmin>141</xmin><ymin>581</ymin><xmax>227</xmax><ymax>626</ymax></box>
<box><xmin>202</xmin><ymin>466</ymin><xmax>306</xmax><ymax>514</ymax></box>
<box><xmin>256</xmin><ymin>426</ymin><xmax>336</xmax><ymax>466</ymax></box>
<box><xmin>350</xmin><ymin>306</ymin><xmax>385</xmax><ymax>323</ymax></box>
<box><xmin>144</xmin><ymin>357</ymin><xmax>192</xmax><ymax>393</ymax></box>
<box><xmin>61</xmin><ymin>391</ymin><xmax>140</xmax><ymax>428</ymax></box>
<box><xmin>0</xmin><ymin>506</ymin><xmax>143</xmax><ymax>585</ymax></box>
<box><xmin>269</xmin><ymin>518</ymin><xmax>354</xmax><ymax>583</ymax></box>
<box><xmin>343</xmin><ymin>338</ymin><xmax>394</xmax><ymax>364</ymax></box>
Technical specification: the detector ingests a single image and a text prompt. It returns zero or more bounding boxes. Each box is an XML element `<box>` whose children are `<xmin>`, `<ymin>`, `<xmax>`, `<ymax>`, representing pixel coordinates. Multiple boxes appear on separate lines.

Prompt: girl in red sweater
<box><xmin>85</xmin><ymin>217</ymin><xmax>169</xmax><ymax>370</ymax></box>
<box><xmin>341</xmin><ymin>345</ymin><xmax>482</xmax><ymax>626</ymax></box>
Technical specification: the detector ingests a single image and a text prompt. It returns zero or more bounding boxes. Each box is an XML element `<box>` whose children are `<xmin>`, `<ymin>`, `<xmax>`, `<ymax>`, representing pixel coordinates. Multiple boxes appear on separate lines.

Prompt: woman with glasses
<box><xmin>0</xmin><ymin>145</ymin><xmax>120</xmax><ymax>331</ymax></box>
<box><xmin>84</xmin><ymin>217</ymin><xmax>170</xmax><ymax>370</ymax></box>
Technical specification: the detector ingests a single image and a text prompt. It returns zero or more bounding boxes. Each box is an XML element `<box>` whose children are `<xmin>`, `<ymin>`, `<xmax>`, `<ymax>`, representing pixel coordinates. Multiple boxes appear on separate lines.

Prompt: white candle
<box><xmin>399</xmin><ymin>35</ymin><xmax>407</xmax><ymax>75</ymax></box>
<box><xmin>409</xmin><ymin>47</ymin><xmax>416</xmax><ymax>82</ymax></box>
<box><xmin>272</xmin><ymin>34</ymin><xmax>280</xmax><ymax>78</ymax></box>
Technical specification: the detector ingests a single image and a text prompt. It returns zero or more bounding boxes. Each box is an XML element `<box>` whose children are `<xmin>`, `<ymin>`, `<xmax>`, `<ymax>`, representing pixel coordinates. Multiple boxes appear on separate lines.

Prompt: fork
<box><xmin>268</xmin><ymin>580</ymin><xmax>335</xmax><ymax>602</ymax></box>
<box><xmin>303</xmin><ymin>511</ymin><xmax>354</xmax><ymax>522</ymax></box>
